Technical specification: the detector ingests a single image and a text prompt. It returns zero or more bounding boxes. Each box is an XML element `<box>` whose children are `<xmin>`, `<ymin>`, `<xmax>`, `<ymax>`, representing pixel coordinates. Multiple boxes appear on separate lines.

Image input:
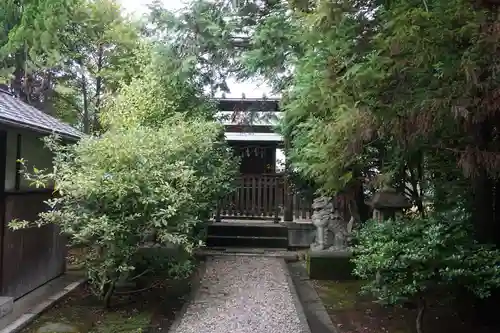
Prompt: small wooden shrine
<box><xmin>215</xmin><ymin>97</ymin><xmax>311</xmax><ymax>223</ymax></box>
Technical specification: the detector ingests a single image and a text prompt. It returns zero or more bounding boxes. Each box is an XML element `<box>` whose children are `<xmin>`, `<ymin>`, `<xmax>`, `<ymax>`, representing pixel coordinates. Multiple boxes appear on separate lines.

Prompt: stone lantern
<box><xmin>367</xmin><ymin>187</ymin><xmax>411</xmax><ymax>221</ymax></box>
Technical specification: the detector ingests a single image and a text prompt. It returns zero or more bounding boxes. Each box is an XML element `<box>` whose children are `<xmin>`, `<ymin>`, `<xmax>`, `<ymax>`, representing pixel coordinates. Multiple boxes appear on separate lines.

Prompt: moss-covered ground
<box><xmin>22</xmin><ymin>276</ymin><xmax>192</xmax><ymax>333</ymax></box>
<box><xmin>22</xmin><ymin>248</ymin><xmax>195</xmax><ymax>333</ymax></box>
<box><xmin>313</xmin><ymin>279</ymin><xmax>498</xmax><ymax>333</ymax></box>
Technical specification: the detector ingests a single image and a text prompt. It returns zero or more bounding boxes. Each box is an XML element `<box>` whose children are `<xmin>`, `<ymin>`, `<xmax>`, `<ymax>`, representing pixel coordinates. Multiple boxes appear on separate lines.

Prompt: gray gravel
<box><xmin>170</xmin><ymin>256</ymin><xmax>307</xmax><ymax>333</ymax></box>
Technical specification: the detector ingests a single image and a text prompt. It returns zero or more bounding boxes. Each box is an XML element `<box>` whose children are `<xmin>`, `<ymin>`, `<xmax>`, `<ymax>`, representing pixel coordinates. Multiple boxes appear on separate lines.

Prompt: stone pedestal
<box><xmin>307</xmin><ymin>196</ymin><xmax>356</xmax><ymax>280</ymax></box>
<box><xmin>284</xmin><ymin>222</ymin><xmax>316</xmax><ymax>249</ymax></box>
<box><xmin>306</xmin><ymin>250</ymin><xmax>354</xmax><ymax>280</ymax></box>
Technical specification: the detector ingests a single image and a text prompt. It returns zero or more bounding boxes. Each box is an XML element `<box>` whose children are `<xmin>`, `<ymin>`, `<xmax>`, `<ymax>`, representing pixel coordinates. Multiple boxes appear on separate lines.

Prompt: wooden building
<box><xmin>215</xmin><ymin>97</ymin><xmax>312</xmax><ymax>223</ymax></box>
<box><xmin>0</xmin><ymin>88</ymin><xmax>81</xmax><ymax>300</ymax></box>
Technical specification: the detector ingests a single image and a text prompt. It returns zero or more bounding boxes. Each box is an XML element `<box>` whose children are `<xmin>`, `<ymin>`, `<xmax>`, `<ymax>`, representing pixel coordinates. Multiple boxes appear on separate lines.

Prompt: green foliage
<box><xmin>1</xmin><ymin>0</ymin><xmax>141</xmax><ymax>131</ymax></box>
<box><xmin>147</xmin><ymin>0</ymin><xmax>292</xmax><ymax>95</ymax></box>
<box><xmin>55</xmin><ymin>0</ymin><xmax>141</xmax><ymax>132</ymax></box>
<box><xmin>239</xmin><ymin>2</ymin><xmax>301</xmax><ymax>90</ymax></box>
<box><xmin>132</xmin><ymin>247</ymin><xmax>195</xmax><ymax>281</ymax></box>
<box><xmin>352</xmin><ymin>215</ymin><xmax>500</xmax><ymax>306</ymax></box>
<box><xmin>0</xmin><ymin>0</ymin><xmax>78</xmax><ymax>71</ymax></box>
<box><xmin>102</xmin><ymin>46</ymin><xmax>216</xmax><ymax>129</ymax></box>
<box><xmin>10</xmin><ymin>122</ymin><xmax>236</xmax><ymax>305</ymax></box>
<box><xmin>196</xmin><ymin>0</ymin><xmax>492</xmax><ymax>209</ymax></box>
<box><xmin>0</xmin><ymin>0</ymin><xmax>81</xmax><ymax>113</ymax></box>
<box><xmin>148</xmin><ymin>0</ymin><xmax>239</xmax><ymax>94</ymax></box>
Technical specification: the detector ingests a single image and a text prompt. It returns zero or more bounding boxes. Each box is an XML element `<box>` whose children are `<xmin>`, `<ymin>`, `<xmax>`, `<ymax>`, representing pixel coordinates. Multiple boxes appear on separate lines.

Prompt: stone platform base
<box><xmin>283</xmin><ymin>223</ymin><xmax>315</xmax><ymax>249</ymax></box>
<box><xmin>0</xmin><ymin>298</ymin><xmax>13</xmax><ymax>319</ymax></box>
<box><xmin>306</xmin><ymin>250</ymin><xmax>355</xmax><ymax>280</ymax></box>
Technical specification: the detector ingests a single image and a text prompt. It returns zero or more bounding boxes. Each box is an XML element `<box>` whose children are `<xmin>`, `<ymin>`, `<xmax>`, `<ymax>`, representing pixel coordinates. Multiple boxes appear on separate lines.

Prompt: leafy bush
<box><xmin>11</xmin><ymin>119</ymin><xmax>237</xmax><ymax>306</ymax></box>
<box><xmin>132</xmin><ymin>247</ymin><xmax>195</xmax><ymax>281</ymax></box>
<box><xmin>352</xmin><ymin>215</ymin><xmax>500</xmax><ymax>333</ymax></box>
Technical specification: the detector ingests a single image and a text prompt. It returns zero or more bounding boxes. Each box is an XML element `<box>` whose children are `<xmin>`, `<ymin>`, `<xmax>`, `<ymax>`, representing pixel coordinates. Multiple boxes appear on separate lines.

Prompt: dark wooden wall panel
<box><xmin>2</xmin><ymin>191</ymin><xmax>66</xmax><ymax>299</ymax></box>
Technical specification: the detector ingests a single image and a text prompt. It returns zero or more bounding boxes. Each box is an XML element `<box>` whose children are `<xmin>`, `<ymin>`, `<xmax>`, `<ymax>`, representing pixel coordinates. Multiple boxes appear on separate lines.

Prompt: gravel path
<box><xmin>170</xmin><ymin>256</ymin><xmax>308</xmax><ymax>333</ymax></box>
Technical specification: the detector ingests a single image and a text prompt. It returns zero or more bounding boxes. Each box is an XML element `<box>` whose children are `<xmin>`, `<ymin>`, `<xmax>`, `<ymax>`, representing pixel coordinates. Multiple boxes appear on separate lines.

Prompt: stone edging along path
<box><xmin>0</xmin><ymin>278</ymin><xmax>86</xmax><ymax>333</ymax></box>
<box><xmin>288</xmin><ymin>261</ymin><xmax>338</xmax><ymax>333</ymax></box>
<box><xmin>169</xmin><ymin>256</ymin><xmax>311</xmax><ymax>333</ymax></box>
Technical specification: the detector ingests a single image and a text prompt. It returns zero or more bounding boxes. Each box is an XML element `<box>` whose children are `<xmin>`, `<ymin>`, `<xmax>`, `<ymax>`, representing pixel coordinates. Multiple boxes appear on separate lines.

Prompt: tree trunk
<box><xmin>82</xmin><ymin>75</ymin><xmax>90</xmax><ymax>134</ymax></box>
<box><xmin>408</xmin><ymin>165</ymin><xmax>426</xmax><ymax>218</ymax></box>
<box><xmin>103</xmin><ymin>280</ymin><xmax>115</xmax><ymax>309</ymax></box>
<box><xmin>39</xmin><ymin>71</ymin><xmax>54</xmax><ymax>115</ymax></box>
<box><xmin>416</xmin><ymin>298</ymin><xmax>426</xmax><ymax>333</ymax></box>
<box><xmin>472</xmin><ymin>174</ymin><xmax>494</xmax><ymax>243</ymax></box>
<box><xmin>352</xmin><ymin>175</ymin><xmax>369</xmax><ymax>223</ymax></box>
<box><xmin>493</xmin><ymin>180</ymin><xmax>500</xmax><ymax>245</ymax></box>
<box><xmin>94</xmin><ymin>44</ymin><xmax>103</xmax><ymax>133</ymax></box>
<box><xmin>471</xmin><ymin>121</ymin><xmax>496</xmax><ymax>244</ymax></box>
<box><xmin>348</xmin><ymin>178</ymin><xmax>364</xmax><ymax>229</ymax></box>
<box><xmin>11</xmin><ymin>51</ymin><xmax>26</xmax><ymax>101</ymax></box>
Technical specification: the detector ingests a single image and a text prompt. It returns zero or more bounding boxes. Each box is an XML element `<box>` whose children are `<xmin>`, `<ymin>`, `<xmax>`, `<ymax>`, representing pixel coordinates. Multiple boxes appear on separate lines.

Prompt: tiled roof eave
<box><xmin>0</xmin><ymin>115</ymin><xmax>80</xmax><ymax>141</ymax></box>
<box><xmin>0</xmin><ymin>90</ymin><xmax>82</xmax><ymax>139</ymax></box>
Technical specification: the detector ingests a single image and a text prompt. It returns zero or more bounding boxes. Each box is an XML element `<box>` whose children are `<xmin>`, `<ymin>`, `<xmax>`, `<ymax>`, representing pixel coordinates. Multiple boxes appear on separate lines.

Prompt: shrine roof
<box><xmin>224</xmin><ymin>132</ymin><xmax>283</xmax><ymax>142</ymax></box>
<box><xmin>217</xmin><ymin>97</ymin><xmax>280</xmax><ymax>113</ymax></box>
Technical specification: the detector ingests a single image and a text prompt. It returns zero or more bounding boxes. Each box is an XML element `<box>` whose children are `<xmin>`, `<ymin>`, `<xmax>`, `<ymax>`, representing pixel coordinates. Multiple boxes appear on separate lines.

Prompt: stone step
<box><xmin>206</xmin><ymin>235</ymin><xmax>288</xmax><ymax>248</ymax></box>
<box><xmin>207</xmin><ymin>223</ymin><xmax>287</xmax><ymax>238</ymax></box>
<box><xmin>218</xmin><ymin>216</ymin><xmax>279</xmax><ymax>221</ymax></box>
<box><xmin>194</xmin><ymin>248</ymin><xmax>299</xmax><ymax>261</ymax></box>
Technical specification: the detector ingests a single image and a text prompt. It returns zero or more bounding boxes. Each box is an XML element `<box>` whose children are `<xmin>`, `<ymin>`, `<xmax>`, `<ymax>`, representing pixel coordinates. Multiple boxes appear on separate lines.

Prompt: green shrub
<box><xmin>132</xmin><ymin>247</ymin><xmax>194</xmax><ymax>281</ymax></box>
<box><xmin>11</xmin><ymin>119</ymin><xmax>237</xmax><ymax>307</ymax></box>
<box><xmin>352</xmin><ymin>215</ymin><xmax>500</xmax><ymax>333</ymax></box>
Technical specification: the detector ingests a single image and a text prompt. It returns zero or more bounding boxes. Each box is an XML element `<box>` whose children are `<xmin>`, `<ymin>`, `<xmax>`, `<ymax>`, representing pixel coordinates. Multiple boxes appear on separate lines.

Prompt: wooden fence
<box><xmin>2</xmin><ymin>191</ymin><xmax>66</xmax><ymax>299</ymax></box>
<box><xmin>291</xmin><ymin>191</ymin><xmax>313</xmax><ymax>221</ymax></box>
<box><xmin>216</xmin><ymin>174</ymin><xmax>312</xmax><ymax>222</ymax></box>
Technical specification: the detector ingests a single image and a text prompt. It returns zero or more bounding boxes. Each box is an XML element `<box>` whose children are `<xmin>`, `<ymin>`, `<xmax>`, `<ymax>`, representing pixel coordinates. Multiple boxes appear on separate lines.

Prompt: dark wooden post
<box><xmin>273</xmin><ymin>175</ymin><xmax>280</xmax><ymax>223</ymax></box>
<box><xmin>215</xmin><ymin>199</ymin><xmax>221</xmax><ymax>222</ymax></box>
<box><xmin>0</xmin><ymin>130</ymin><xmax>7</xmax><ymax>293</ymax></box>
<box><xmin>283</xmin><ymin>139</ymin><xmax>293</xmax><ymax>222</ymax></box>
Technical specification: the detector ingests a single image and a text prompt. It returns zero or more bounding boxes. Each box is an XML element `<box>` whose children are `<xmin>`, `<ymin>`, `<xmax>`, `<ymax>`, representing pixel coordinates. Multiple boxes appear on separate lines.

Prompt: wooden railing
<box><xmin>292</xmin><ymin>191</ymin><xmax>313</xmax><ymax>221</ymax></box>
<box><xmin>215</xmin><ymin>174</ymin><xmax>313</xmax><ymax>222</ymax></box>
<box><xmin>216</xmin><ymin>174</ymin><xmax>283</xmax><ymax>221</ymax></box>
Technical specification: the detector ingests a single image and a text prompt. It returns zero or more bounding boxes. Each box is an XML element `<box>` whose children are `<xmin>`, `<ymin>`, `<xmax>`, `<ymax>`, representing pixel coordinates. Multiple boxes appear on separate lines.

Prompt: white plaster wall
<box><xmin>4</xmin><ymin>129</ymin><xmax>54</xmax><ymax>191</ymax></box>
<box><xmin>5</xmin><ymin>130</ymin><xmax>16</xmax><ymax>190</ymax></box>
